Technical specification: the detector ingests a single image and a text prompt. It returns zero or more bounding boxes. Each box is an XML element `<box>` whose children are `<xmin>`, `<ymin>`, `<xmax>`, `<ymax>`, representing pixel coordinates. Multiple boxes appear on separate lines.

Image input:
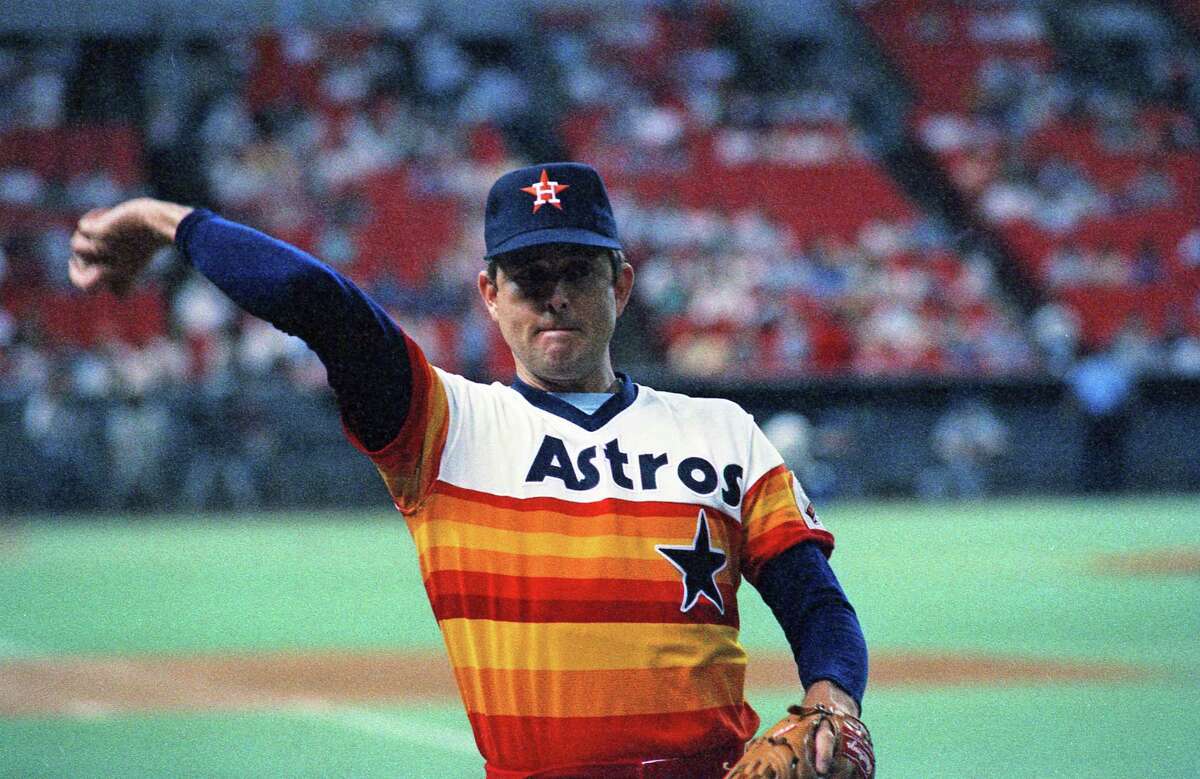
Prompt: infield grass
<box><xmin>1</xmin><ymin>496</ymin><xmax>1197</xmax><ymax>777</ymax></box>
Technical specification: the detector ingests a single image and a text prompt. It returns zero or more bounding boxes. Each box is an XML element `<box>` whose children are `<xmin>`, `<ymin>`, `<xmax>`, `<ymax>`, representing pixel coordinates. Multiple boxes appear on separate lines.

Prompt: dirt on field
<box><xmin>0</xmin><ymin>650</ymin><xmax>1150</xmax><ymax>717</ymax></box>
<box><xmin>1092</xmin><ymin>548</ymin><xmax>1200</xmax><ymax>576</ymax></box>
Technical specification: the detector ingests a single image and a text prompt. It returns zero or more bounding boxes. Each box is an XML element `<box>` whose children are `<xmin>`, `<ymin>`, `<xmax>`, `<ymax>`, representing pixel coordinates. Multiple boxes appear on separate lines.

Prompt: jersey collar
<box><xmin>510</xmin><ymin>372</ymin><xmax>639</xmax><ymax>431</ymax></box>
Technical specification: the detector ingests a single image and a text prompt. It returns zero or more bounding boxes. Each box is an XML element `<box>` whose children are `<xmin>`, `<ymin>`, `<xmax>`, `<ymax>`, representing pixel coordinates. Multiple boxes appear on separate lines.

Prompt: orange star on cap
<box><xmin>520</xmin><ymin>169</ymin><xmax>570</xmax><ymax>213</ymax></box>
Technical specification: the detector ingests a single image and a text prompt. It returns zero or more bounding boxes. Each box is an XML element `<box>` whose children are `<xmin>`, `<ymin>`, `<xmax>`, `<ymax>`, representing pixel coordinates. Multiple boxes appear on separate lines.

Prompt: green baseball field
<box><xmin>2</xmin><ymin>496</ymin><xmax>1197</xmax><ymax>778</ymax></box>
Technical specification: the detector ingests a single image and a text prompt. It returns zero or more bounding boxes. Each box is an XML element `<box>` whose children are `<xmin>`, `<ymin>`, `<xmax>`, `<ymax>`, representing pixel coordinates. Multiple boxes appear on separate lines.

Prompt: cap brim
<box><xmin>485</xmin><ymin>227</ymin><xmax>622</xmax><ymax>259</ymax></box>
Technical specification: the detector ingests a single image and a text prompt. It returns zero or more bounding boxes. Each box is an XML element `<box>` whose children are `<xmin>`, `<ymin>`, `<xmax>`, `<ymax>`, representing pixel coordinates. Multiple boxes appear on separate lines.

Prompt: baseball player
<box><xmin>68</xmin><ymin>162</ymin><xmax>872</xmax><ymax>779</ymax></box>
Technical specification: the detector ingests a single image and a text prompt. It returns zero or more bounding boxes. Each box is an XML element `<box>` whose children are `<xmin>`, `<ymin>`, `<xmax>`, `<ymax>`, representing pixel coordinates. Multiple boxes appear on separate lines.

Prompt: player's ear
<box><xmin>613</xmin><ymin>262</ymin><xmax>634</xmax><ymax>317</ymax></box>
<box><xmin>478</xmin><ymin>269</ymin><xmax>501</xmax><ymax>321</ymax></box>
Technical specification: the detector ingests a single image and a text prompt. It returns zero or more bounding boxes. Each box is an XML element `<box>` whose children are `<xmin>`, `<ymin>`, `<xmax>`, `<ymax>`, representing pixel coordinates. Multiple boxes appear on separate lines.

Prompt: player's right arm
<box><xmin>69</xmin><ymin>198</ymin><xmax>417</xmax><ymax>453</ymax></box>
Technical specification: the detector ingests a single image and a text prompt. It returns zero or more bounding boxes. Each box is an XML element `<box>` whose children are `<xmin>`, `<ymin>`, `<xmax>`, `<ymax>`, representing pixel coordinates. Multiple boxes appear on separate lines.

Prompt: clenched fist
<box><xmin>68</xmin><ymin>198</ymin><xmax>193</xmax><ymax>295</ymax></box>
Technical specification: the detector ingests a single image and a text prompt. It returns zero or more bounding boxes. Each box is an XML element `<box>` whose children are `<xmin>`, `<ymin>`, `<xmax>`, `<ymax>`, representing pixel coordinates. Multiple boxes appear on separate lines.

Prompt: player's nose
<box><xmin>545</xmin><ymin>280</ymin><xmax>571</xmax><ymax>312</ymax></box>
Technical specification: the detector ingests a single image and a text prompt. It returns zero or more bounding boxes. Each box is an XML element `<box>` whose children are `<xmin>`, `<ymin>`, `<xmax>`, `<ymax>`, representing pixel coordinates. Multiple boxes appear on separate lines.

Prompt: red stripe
<box><xmin>429</xmin><ymin>591</ymin><xmax>739</xmax><ymax>626</ymax></box>
<box><xmin>425</xmin><ymin>570</ymin><xmax>740</xmax><ymax>625</ymax></box>
<box><xmin>743</xmin><ymin>525</ymin><xmax>835</xmax><ymax>585</ymax></box>
<box><xmin>470</xmin><ymin>705</ymin><xmax>758</xmax><ymax>772</ymax></box>
<box><xmin>428</xmin><ymin>570</ymin><xmax>685</xmax><ymax>602</ymax></box>
<box><xmin>484</xmin><ymin>744</ymin><xmax>743</xmax><ymax>779</ymax></box>
<box><xmin>432</xmin><ymin>480</ymin><xmax>738</xmax><ymax>525</ymax></box>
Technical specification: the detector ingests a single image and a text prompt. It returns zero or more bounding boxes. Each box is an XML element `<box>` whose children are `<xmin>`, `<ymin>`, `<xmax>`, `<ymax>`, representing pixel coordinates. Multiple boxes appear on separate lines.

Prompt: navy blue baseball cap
<box><xmin>484</xmin><ymin>162</ymin><xmax>623</xmax><ymax>260</ymax></box>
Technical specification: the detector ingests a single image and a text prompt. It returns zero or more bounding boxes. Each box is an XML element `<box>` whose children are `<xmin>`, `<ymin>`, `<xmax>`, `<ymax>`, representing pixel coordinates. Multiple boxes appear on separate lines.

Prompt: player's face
<box><xmin>479</xmin><ymin>245</ymin><xmax>634</xmax><ymax>392</ymax></box>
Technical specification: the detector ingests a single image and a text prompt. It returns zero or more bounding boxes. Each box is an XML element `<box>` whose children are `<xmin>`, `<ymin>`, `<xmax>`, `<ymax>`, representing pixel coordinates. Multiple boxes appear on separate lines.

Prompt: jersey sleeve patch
<box><xmin>740</xmin><ymin>464</ymin><xmax>834</xmax><ymax>585</ymax></box>
<box><xmin>792</xmin><ymin>472</ymin><xmax>827</xmax><ymax>532</ymax></box>
<box><xmin>343</xmin><ymin>334</ymin><xmax>449</xmax><ymax>513</ymax></box>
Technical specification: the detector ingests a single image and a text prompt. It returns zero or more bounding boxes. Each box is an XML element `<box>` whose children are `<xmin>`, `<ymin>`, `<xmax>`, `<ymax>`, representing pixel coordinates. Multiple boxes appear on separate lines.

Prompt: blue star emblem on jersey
<box><xmin>656</xmin><ymin>510</ymin><xmax>728</xmax><ymax>614</ymax></box>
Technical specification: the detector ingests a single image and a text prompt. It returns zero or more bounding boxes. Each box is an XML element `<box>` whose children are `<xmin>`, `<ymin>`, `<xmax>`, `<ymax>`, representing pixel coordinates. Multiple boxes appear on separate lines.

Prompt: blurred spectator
<box><xmin>0</xmin><ymin>42</ymin><xmax>74</xmax><ymax>130</ymax></box>
<box><xmin>762</xmin><ymin>411</ymin><xmax>838</xmax><ymax>500</ymax></box>
<box><xmin>1131</xmin><ymin>240</ymin><xmax>1164</xmax><ymax>285</ymax></box>
<box><xmin>1115</xmin><ymin>163</ymin><xmax>1177</xmax><ymax>213</ymax></box>
<box><xmin>1044</xmin><ymin>242</ymin><xmax>1091</xmax><ymax>289</ymax></box>
<box><xmin>0</xmin><ymin>167</ymin><xmax>46</xmax><ymax>205</ymax></box>
<box><xmin>1177</xmin><ymin>225</ymin><xmax>1200</xmax><ymax>269</ymax></box>
<box><xmin>22</xmin><ymin>366</ymin><xmax>97</xmax><ymax>508</ymax></box>
<box><xmin>1111</xmin><ymin>315</ymin><xmax>1159</xmax><ymax>373</ymax></box>
<box><xmin>623</xmin><ymin>198</ymin><xmax>1031</xmax><ymax>378</ymax></box>
<box><xmin>1044</xmin><ymin>241</ymin><xmax>1129</xmax><ymax>289</ymax></box>
<box><xmin>104</xmin><ymin>387</ymin><xmax>171</xmax><ymax>510</ymax></box>
<box><xmin>1165</xmin><ymin>323</ymin><xmax>1200</xmax><ymax>375</ymax></box>
<box><xmin>1030</xmin><ymin>301</ymin><xmax>1082</xmax><ymax>376</ymax></box>
<box><xmin>181</xmin><ymin>373</ymin><xmax>263</xmax><ymax>511</ymax></box>
<box><xmin>1067</xmin><ymin>345</ymin><xmax>1137</xmax><ymax>493</ymax></box>
<box><xmin>917</xmin><ymin>398</ymin><xmax>1008</xmax><ymax>499</ymax></box>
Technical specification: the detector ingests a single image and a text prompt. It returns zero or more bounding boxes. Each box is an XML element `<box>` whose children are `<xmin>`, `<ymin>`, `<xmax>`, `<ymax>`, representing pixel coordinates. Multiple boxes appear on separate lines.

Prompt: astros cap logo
<box><xmin>483</xmin><ymin>162</ymin><xmax>622</xmax><ymax>259</ymax></box>
<box><xmin>520</xmin><ymin>169</ymin><xmax>570</xmax><ymax>213</ymax></box>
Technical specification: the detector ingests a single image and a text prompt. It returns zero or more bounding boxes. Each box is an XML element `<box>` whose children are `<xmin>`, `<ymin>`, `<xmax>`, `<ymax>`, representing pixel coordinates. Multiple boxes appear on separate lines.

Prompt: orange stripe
<box><xmin>756</xmin><ymin>505</ymin><xmax>807</xmax><ymax>536</ymax></box>
<box><xmin>357</xmin><ymin>338</ymin><xmax>450</xmax><ymax>513</ymax></box>
<box><xmin>420</xmin><ymin>543</ymin><xmax>738</xmax><ymax>584</ymax></box>
<box><xmin>432</xmin><ymin>480</ymin><xmax>738</xmax><ymax>526</ymax></box>
<box><xmin>453</xmin><ymin>664</ymin><xmax>748</xmax><ymax>718</ymax></box>
<box><xmin>422</xmin><ymin>491</ymin><xmax>722</xmax><ymax>539</ymax></box>
<box><xmin>418</xmin><ymin>544</ymin><xmax>679</xmax><ymax>582</ymax></box>
<box><xmin>409</xmin><ymin>517</ymin><xmax>744</xmax><ymax>572</ymax></box>
<box><xmin>745</xmin><ymin>469</ymin><xmax>797</xmax><ymax>519</ymax></box>
<box><xmin>740</xmin><ymin>464</ymin><xmax>834</xmax><ymax>582</ymax></box>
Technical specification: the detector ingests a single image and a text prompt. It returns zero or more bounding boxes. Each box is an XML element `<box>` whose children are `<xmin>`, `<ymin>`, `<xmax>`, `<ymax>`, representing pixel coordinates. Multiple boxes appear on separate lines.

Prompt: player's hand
<box><xmin>724</xmin><ymin>681</ymin><xmax>871</xmax><ymax>779</ymax></box>
<box><xmin>803</xmin><ymin>680</ymin><xmax>858</xmax><ymax>774</ymax></box>
<box><xmin>69</xmin><ymin>198</ymin><xmax>193</xmax><ymax>295</ymax></box>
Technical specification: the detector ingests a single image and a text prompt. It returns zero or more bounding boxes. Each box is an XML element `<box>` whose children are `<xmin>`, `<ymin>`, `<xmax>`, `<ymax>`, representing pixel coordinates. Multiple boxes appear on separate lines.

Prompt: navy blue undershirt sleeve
<box><xmin>752</xmin><ymin>540</ymin><xmax>868</xmax><ymax>711</ymax></box>
<box><xmin>175</xmin><ymin>209</ymin><xmax>411</xmax><ymax>451</ymax></box>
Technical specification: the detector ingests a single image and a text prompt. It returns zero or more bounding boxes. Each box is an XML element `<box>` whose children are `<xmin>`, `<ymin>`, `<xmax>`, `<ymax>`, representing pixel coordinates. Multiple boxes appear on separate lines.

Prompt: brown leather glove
<box><xmin>723</xmin><ymin>704</ymin><xmax>875</xmax><ymax>779</ymax></box>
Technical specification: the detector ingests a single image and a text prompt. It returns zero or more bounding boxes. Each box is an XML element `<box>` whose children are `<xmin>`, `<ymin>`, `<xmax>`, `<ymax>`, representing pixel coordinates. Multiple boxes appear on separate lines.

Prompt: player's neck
<box><xmin>516</xmin><ymin>362</ymin><xmax>619</xmax><ymax>394</ymax></box>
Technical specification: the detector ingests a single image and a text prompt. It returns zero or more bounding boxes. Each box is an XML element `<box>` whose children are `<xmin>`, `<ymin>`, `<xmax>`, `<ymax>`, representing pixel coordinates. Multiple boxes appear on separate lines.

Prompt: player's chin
<box><xmin>530</xmin><ymin>346</ymin><xmax>589</xmax><ymax>379</ymax></box>
<box><xmin>534</xmin><ymin>354</ymin><xmax>581</xmax><ymax>379</ymax></box>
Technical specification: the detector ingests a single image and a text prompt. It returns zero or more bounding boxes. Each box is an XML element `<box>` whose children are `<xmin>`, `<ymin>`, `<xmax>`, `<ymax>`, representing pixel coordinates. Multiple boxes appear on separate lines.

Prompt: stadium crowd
<box><xmin>864</xmin><ymin>0</ymin><xmax>1200</xmax><ymax>373</ymax></box>
<box><xmin>3</xmin><ymin>0</ymin><xmax>1200</xmax><ymax>511</ymax></box>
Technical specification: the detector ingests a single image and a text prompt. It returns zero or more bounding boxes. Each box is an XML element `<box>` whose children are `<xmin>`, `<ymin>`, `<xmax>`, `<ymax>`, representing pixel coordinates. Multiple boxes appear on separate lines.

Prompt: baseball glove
<box><xmin>723</xmin><ymin>704</ymin><xmax>875</xmax><ymax>779</ymax></box>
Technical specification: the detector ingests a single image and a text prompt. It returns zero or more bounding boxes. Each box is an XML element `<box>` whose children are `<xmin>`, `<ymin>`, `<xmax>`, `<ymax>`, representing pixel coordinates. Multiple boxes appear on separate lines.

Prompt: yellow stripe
<box><xmin>750</xmin><ymin>476</ymin><xmax>796</xmax><ymax>517</ymax></box>
<box><xmin>453</xmin><ymin>664</ymin><xmax>747</xmax><ymax>717</ymax></box>
<box><xmin>757</xmin><ymin>506</ymin><xmax>805</xmax><ymax>536</ymax></box>
<box><xmin>744</xmin><ymin>470</ymin><xmax>804</xmax><ymax>536</ymax></box>
<box><xmin>440</xmin><ymin>618</ymin><xmax>747</xmax><ymax>671</ymax></box>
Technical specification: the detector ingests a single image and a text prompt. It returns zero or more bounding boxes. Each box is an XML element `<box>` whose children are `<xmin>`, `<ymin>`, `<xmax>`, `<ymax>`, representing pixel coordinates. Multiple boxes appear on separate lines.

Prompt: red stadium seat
<box><xmin>36</xmin><ymin>288</ymin><xmax>167</xmax><ymax>348</ymax></box>
<box><xmin>354</xmin><ymin>167</ymin><xmax>460</xmax><ymax>286</ymax></box>
<box><xmin>1058</xmin><ymin>284</ymin><xmax>1186</xmax><ymax>346</ymax></box>
<box><xmin>0</xmin><ymin>125</ymin><xmax>143</xmax><ymax>185</ymax></box>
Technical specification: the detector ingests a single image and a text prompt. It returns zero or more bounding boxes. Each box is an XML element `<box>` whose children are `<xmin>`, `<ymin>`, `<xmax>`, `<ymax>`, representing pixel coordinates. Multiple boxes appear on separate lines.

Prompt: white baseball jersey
<box><xmin>346</xmin><ymin>336</ymin><xmax>834</xmax><ymax>775</ymax></box>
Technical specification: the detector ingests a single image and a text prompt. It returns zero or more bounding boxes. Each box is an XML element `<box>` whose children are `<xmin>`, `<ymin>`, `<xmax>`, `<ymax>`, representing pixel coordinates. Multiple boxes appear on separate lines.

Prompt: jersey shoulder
<box><xmin>636</xmin><ymin>384</ymin><xmax>755</xmax><ymax>429</ymax></box>
<box><xmin>433</xmin><ymin>367</ymin><xmax>525</xmax><ymax>410</ymax></box>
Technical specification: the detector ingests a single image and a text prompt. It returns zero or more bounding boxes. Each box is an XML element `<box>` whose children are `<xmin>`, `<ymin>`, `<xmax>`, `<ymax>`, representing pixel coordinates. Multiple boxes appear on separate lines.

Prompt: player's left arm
<box><xmin>736</xmin><ymin>537</ymin><xmax>870</xmax><ymax>778</ymax></box>
<box><xmin>734</xmin><ymin>420</ymin><xmax>870</xmax><ymax>776</ymax></box>
<box><xmin>753</xmin><ymin>542</ymin><xmax>867</xmax><ymax>716</ymax></box>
